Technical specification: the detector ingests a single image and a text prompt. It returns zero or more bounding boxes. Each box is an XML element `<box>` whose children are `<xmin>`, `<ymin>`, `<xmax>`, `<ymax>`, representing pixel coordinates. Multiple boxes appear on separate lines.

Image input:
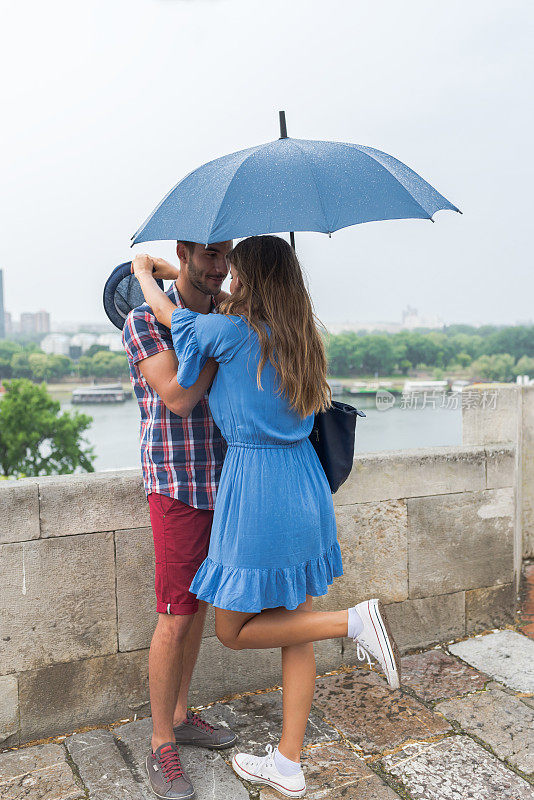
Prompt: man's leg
<box><xmin>149</xmin><ymin>612</ymin><xmax>195</xmax><ymax>751</ymax></box>
<box><xmin>172</xmin><ymin>600</ymin><xmax>208</xmax><ymax>726</ymax></box>
<box><xmin>147</xmin><ymin>493</ymin><xmax>213</xmax><ymax>749</ymax></box>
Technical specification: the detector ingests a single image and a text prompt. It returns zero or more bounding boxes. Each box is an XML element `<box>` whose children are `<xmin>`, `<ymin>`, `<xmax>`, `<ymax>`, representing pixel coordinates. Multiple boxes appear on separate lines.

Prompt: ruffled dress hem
<box><xmin>189</xmin><ymin>540</ymin><xmax>343</xmax><ymax>612</ymax></box>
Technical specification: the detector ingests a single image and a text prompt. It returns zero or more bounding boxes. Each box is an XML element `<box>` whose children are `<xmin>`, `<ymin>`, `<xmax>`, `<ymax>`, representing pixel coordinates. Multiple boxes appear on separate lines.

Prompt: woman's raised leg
<box><xmin>215</xmin><ymin>597</ymin><xmax>401</xmax><ymax>692</ymax></box>
<box><xmin>215</xmin><ymin>603</ymin><xmax>347</xmax><ymax>650</ymax></box>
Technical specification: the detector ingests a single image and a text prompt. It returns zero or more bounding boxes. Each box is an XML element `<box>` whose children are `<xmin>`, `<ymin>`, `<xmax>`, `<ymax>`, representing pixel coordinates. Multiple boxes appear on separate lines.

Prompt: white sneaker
<box><xmin>351</xmin><ymin>598</ymin><xmax>401</xmax><ymax>689</ymax></box>
<box><xmin>232</xmin><ymin>744</ymin><xmax>306</xmax><ymax>798</ymax></box>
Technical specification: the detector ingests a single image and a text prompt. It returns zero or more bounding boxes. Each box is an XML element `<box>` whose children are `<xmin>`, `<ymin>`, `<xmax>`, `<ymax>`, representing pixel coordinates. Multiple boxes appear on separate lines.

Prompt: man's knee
<box><xmin>155</xmin><ymin>612</ymin><xmax>195</xmax><ymax>645</ymax></box>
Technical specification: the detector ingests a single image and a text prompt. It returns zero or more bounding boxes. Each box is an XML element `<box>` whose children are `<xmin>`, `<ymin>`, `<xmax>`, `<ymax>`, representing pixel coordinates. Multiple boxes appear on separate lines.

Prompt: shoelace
<box><xmin>187</xmin><ymin>710</ymin><xmax>215</xmax><ymax>734</ymax></box>
<box><xmin>157</xmin><ymin>747</ymin><xmax>184</xmax><ymax>783</ymax></box>
<box><xmin>243</xmin><ymin>743</ymin><xmax>274</xmax><ymax>769</ymax></box>
<box><xmin>355</xmin><ymin>641</ymin><xmax>372</xmax><ymax>667</ymax></box>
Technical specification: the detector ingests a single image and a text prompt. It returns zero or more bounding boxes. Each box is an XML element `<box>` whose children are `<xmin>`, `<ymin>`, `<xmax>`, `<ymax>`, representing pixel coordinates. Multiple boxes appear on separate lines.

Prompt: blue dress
<box><xmin>170</xmin><ymin>308</ymin><xmax>343</xmax><ymax>613</ymax></box>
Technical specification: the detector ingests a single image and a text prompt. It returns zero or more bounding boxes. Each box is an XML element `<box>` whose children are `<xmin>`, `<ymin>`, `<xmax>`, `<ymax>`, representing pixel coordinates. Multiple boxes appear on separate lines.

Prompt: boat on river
<box><xmin>71</xmin><ymin>383</ymin><xmax>129</xmax><ymax>404</ymax></box>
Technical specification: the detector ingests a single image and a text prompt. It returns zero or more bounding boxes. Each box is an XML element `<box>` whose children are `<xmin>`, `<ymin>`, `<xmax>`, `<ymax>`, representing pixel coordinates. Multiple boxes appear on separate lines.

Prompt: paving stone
<box><xmin>313</xmin><ymin>668</ymin><xmax>451</xmax><ymax>754</ymax></box>
<box><xmin>437</xmin><ymin>688</ymin><xmax>534</xmax><ymax>773</ymax></box>
<box><xmin>0</xmin><ymin>743</ymin><xmax>83</xmax><ymax>800</ymax></box>
<box><xmin>407</xmin><ymin>488</ymin><xmax>514</xmax><ymax>598</ymax></box>
<box><xmin>0</xmin><ymin>675</ymin><xmax>19</xmax><ymax>747</ymax></box>
<box><xmin>200</xmin><ymin>690</ymin><xmax>340</xmax><ymax>755</ymax></box>
<box><xmin>382</xmin><ymin>735</ymin><xmax>534</xmax><ymax>800</ymax></box>
<box><xmin>400</xmin><ymin>648</ymin><xmax>487</xmax><ymax>702</ymax></box>
<box><xmin>449</xmin><ymin>630</ymin><xmax>534</xmax><ymax>693</ymax></box>
<box><xmin>66</xmin><ymin>729</ymin><xmax>145</xmax><ymax>799</ymax></box>
<box><xmin>114</xmin><ymin>717</ymin><xmax>248</xmax><ymax>800</ymax></box>
<box><xmin>259</xmin><ymin>741</ymin><xmax>399</xmax><ymax>799</ymax></box>
<box><xmin>466</xmin><ymin>583</ymin><xmax>516</xmax><ymax>633</ymax></box>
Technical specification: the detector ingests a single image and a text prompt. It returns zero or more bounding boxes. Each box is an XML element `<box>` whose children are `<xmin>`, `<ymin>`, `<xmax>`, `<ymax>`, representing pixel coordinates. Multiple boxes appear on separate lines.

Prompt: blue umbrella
<box><xmin>132</xmin><ymin>112</ymin><xmax>459</xmax><ymax>246</ymax></box>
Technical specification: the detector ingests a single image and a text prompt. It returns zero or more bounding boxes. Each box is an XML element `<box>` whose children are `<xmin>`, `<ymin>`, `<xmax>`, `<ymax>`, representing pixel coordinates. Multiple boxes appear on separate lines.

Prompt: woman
<box><xmin>133</xmin><ymin>235</ymin><xmax>400</xmax><ymax>798</ymax></box>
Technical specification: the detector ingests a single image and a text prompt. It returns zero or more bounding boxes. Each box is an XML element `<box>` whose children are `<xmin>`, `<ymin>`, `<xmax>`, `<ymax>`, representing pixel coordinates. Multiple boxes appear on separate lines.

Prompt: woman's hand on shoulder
<box><xmin>132</xmin><ymin>255</ymin><xmax>179</xmax><ymax>281</ymax></box>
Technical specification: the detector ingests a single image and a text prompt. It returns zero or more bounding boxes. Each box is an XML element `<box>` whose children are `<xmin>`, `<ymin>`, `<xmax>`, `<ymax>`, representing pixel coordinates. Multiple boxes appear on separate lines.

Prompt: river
<box><xmin>61</xmin><ymin>391</ymin><xmax>462</xmax><ymax>472</ymax></box>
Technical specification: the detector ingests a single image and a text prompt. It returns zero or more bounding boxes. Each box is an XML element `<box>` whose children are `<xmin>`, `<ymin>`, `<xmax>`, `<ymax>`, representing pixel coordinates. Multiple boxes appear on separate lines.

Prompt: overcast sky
<box><xmin>1</xmin><ymin>0</ymin><xmax>532</xmax><ymax>328</ymax></box>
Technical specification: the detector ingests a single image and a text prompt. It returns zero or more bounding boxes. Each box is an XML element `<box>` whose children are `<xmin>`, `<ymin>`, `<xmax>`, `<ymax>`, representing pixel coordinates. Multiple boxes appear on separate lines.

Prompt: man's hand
<box><xmin>132</xmin><ymin>255</ymin><xmax>180</xmax><ymax>281</ymax></box>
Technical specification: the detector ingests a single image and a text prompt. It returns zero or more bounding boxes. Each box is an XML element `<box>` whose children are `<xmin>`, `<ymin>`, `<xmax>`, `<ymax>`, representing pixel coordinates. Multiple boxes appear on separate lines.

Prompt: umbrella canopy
<box><xmin>132</xmin><ymin>137</ymin><xmax>459</xmax><ymax>246</ymax></box>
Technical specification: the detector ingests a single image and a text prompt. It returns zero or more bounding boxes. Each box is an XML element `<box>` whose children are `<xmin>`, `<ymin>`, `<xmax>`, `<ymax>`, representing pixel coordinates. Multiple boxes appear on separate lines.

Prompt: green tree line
<box><xmin>324</xmin><ymin>324</ymin><xmax>534</xmax><ymax>381</ymax></box>
<box><xmin>0</xmin><ymin>341</ymin><xmax>129</xmax><ymax>382</ymax></box>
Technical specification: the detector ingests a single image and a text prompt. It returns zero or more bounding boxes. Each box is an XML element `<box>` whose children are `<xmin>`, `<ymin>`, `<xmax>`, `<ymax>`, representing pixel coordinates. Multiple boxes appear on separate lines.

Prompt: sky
<box><xmin>1</xmin><ymin>0</ymin><xmax>532</xmax><ymax>328</ymax></box>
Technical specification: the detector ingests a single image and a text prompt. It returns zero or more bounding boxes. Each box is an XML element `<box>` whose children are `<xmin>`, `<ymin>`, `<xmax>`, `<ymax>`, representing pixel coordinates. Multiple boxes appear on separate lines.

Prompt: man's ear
<box><xmin>176</xmin><ymin>242</ymin><xmax>190</xmax><ymax>266</ymax></box>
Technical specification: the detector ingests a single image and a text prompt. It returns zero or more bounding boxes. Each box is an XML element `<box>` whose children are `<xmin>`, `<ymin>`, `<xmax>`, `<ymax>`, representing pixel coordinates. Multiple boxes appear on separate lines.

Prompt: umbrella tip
<box><xmin>279</xmin><ymin>110</ymin><xmax>288</xmax><ymax>139</ymax></box>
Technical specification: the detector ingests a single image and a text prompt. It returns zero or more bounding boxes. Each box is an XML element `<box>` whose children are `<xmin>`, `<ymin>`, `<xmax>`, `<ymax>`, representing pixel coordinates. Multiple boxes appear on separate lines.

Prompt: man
<box><xmin>123</xmin><ymin>240</ymin><xmax>237</xmax><ymax>800</ymax></box>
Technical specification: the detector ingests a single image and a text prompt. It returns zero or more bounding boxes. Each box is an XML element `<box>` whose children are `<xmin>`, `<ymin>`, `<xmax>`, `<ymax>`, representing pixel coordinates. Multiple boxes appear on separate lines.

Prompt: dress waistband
<box><xmin>227</xmin><ymin>440</ymin><xmax>305</xmax><ymax>450</ymax></box>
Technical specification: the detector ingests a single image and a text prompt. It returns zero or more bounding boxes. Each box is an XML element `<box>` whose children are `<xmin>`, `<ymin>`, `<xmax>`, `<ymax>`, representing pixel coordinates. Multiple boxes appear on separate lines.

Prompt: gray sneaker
<box><xmin>145</xmin><ymin>742</ymin><xmax>195</xmax><ymax>799</ymax></box>
<box><xmin>173</xmin><ymin>709</ymin><xmax>237</xmax><ymax>749</ymax></box>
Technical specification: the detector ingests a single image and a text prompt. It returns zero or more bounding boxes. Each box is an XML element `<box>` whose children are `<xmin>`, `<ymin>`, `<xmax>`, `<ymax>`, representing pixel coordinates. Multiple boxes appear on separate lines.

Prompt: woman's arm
<box><xmin>132</xmin><ymin>255</ymin><xmax>178</xmax><ymax>328</ymax></box>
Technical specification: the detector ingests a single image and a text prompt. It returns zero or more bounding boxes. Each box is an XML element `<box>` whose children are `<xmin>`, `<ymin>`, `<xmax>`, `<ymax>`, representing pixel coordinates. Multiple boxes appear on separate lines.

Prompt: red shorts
<box><xmin>148</xmin><ymin>493</ymin><xmax>213</xmax><ymax>615</ymax></box>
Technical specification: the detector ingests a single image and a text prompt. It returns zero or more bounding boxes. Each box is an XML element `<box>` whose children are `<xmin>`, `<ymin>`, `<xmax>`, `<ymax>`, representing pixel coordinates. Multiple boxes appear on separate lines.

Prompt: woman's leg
<box><xmin>215</xmin><ymin>603</ymin><xmax>347</xmax><ymax>650</ymax></box>
<box><xmin>279</xmin><ymin>596</ymin><xmax>316</xmax><ymax>762</ymax></box>
<box><xmin>216</xmin><ymin>599</ymin><xmax>316</xmax><ymax>764</ymax></box>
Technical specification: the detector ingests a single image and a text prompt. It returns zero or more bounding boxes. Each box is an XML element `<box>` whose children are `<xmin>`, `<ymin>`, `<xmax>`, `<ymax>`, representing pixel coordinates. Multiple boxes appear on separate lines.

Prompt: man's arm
<box><xmin>139</xmin><ymin>349</ymin><xmax>217</xmax><ymax>417</ymax></box>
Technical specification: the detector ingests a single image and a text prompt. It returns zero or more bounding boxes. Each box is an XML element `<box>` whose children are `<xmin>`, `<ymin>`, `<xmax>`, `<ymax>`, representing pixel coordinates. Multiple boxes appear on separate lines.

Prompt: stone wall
<box><xmin>0</xmin><ymin>435</ymin><xmax>518</xmax><ymax>747</ymax></box>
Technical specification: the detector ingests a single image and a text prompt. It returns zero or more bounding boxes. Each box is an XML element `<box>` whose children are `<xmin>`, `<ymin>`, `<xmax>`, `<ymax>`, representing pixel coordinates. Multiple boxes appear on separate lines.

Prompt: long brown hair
<box><xmin>219</xmin><ymin>235</ymin><xmax>331</xmax><ymax>418</ymax></box>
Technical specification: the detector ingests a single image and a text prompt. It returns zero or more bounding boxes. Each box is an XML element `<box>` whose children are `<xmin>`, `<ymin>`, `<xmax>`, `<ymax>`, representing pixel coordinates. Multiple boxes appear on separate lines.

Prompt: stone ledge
<box><xmin>465</xmin><ymin>583</ymin><xmax>516</xmax><ymax>633</ymax></box>
<box><xmin>335</xmin><ymin>445</ymin><xmax>489</xmax><ymax>505</ymax></box>
<box><xmin>407</xmin><ymin>488</ymin><xmax>514</xmax><ymax>599</ymax></box>
<box><xmin>0</xmin><ymin>674</ymin><xmax>19</xmax><ymax>747</ymax></box>
<box><xmin>38</xmin><ymin>469</ymin><xmax>151</xmax><ymax>537</ymax></box>
<box><xmin>0</xmin><ymin>480</ymin><xmax>40</xmax><ymax>545</ymax></box>
<box><xmin>374</xmin><ymin>591</ymin><xmax>466</xmax><ymax>654</ymax></box>
<box><xmin>18</xmin><ymin>649</ymin><xmax>150</xmax><ymax>743</ymax></box>
<box><xmin>0</xmin><ymin>533</ymin><xmax>118</xmax><ymax>675</ymax></box>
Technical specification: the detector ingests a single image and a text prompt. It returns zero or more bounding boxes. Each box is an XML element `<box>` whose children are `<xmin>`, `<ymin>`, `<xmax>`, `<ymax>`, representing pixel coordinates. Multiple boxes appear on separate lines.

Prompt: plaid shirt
<box><xmin>122</xmin><ymin>283</ymin><xmax>225</xmax><ymax>510</ymax></box>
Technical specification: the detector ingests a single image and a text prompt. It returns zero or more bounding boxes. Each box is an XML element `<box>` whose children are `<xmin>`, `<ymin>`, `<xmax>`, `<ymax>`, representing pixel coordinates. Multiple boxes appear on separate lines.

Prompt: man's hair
<box><xmin>177</xmin><ymin>240</ymin><xmax>196</xmax><ymax>256</ymax></box>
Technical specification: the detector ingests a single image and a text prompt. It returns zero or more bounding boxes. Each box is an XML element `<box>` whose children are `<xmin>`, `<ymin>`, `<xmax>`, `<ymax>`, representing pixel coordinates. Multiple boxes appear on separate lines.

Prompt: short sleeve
<box><xmin>171</xmin><ymin>309</ymin><xmax>244</xmax><ymax>388</ymax></box>
<box><xmin>122</xmin><ymin>307</ymin><xmax>172</xmax><ymax>366</ymax></box>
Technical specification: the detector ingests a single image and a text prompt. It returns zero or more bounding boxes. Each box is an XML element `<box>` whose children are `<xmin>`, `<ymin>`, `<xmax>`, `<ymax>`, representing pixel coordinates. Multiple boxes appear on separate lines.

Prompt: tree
<box><xmin>77</xmin><ymin>350</ymin><xmax>128</xmax><ymax>380</ymax></box>
<box><xmin>0</xmin><ymin>341</ymin><xmax>20</xmax><ymax>379</ymax></box>
<box><xmin>0</xmin><ymin>379</ymin><xmax>95</xmax><ymax>478</ymax></box>
<box><xmin>514</xmin><ymin>355</ymin><xmax>534</xmax><ymax>378</ymax></box>
<box><xmin>10</xmin><ymin>352</ymin><xmax>33</xmax><ymax>379</ymax></box>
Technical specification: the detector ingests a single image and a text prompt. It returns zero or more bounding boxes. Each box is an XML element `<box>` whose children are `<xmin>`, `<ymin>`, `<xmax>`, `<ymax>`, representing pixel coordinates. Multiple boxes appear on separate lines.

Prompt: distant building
<box><xmin>401</xmin><ymin>305</ymin><xmax>444</xmax><ymax>330</ymax></box>
<box><xmin>20</xmin><ymin>310</ymin><xmax>51</xmax><ymax>335</ymax></box>
<box><xmin>325</xmin><ymin>305</ymin><xmax>445</xmax><ymax>335</ymax></box>
<box><xmin>70</xmin><ymin>333</ymin><xmax>98</xmax><ymax>353</ymax></box>
<box><xmin>96</xmin><ymin>333</ymin><xmax>123</xmax><ymax>352</ymax></box>
<box><xmin>0</xmin><ymin>269</ymin><xmax>5</xmax><ymax>339</ymax></box>
<box><xmin>4</xmin><ymin>311</ymin><xmax>13</xmax><ymax>336</ymax></box>
<box><xmin>41</xmin><ymin>333</ymin><xmax>70</xmax><ymax>356</ymax></box>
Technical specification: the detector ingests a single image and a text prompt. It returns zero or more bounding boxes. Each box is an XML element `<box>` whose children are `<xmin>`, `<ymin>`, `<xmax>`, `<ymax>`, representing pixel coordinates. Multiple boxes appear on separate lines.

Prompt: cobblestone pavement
<box><xmin>1</xmin><ymin>629</ymin><xmax>533</xmax><ymax>800</ymax></box>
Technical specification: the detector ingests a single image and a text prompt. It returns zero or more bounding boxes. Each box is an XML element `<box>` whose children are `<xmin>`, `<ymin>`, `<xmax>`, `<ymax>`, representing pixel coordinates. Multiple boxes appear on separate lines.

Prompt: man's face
<box><xmin>180</xmin><ymin>241</ymin><xmax>232</xmax><ymax>296</ymax></box>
